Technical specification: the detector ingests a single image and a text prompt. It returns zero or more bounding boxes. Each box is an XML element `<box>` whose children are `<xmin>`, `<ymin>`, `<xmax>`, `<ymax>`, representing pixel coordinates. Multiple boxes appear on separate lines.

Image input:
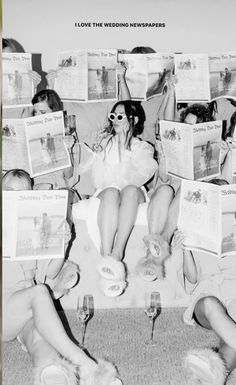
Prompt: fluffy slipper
<box><xmin>47</xmin><ymin>261</ymin><xmax>80</xmax><ymax>299</ymax></box>
<box><xmin>143</xmin><ymin>234</ymin><xmax>170</xmax><ymax>262</ymax></box>
<box><xmin>99</xmin><ymin>277</ymin><xmax>127</xmax><ymax>297</ymax></box>
<box><xmin>80</xmin><ymin>359</ymin><xmax>122</xmax><ymax>385</ymax></box>
<box><xmin>184</xmin><ymin>348</ymin><xmax>226</xmax><ymax>385</ymax></box>
<box><xmin>33</xmin><ymin>357</ymin><xmax>78</xmax><ymax>385</ymax></box>
<box><xmin>135</xmin><ymin>254</ymin><xmax>163</xmax><ymax>281</ymax></box>
<box><xmin>97</xmin><ymin>257</ymin><xmax>126</xmax><ymax>281</ymax></box>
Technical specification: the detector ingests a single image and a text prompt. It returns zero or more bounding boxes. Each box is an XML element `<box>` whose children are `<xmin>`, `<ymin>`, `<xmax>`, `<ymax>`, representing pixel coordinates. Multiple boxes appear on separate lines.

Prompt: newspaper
<box><xmin>119</xmin><ymin>53</ymin><xmax>174</xmax><ymax>101</ymax></box>
<box><xmin>174</xmin><ymin>51</ymin><xmax>236</xmax><ymax>102</ymax></box>
<box><xmin>2</xmin><ymin>53</ymin><xmax>34</xmax><ymax>108</ymax></box>
<box><xmin>54</xmin><ymin>49</ymin><xmax>118</xmax><ymax>102</ymax></box>
<box><xmin>178</xmin><ymin>180</ymin><xmax>236</xmax><ymax>257</ymax></box>
<box><xmin>159</xmin><ymin>120</ymin><xmax>222</xmax><ymax>180</ymax></box>
<box><xmin>3</xmin><ymin>111</ymin><xmax>71</xmax><ymax>177</ymax></box>
<box><xmin>3</xmin><ymin>190</ymin><xmax>68</xmax><ymax>260</ymax></box>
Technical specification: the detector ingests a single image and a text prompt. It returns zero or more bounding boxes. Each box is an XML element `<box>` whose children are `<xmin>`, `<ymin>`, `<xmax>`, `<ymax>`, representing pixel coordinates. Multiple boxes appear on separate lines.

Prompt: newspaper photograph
<box><xmin>120</xmin><ymin>53</ymin><xmax>174</xmax><ymax>100</ymax></box>
<box><xmin>192</xmin><ymin>121</ymin><xmax>222</xmax><ymax>181</ymax></box>
<box><xmin>54</xmin><ymin>49</ymin><xmax>118</xmax><ymax>102</ymax></box>
<box><xmin>119</xmin><ymin>53</ymin><xmax>147</xmax><ymax>100</ymax></box>
<box><xmin>3</xmin><ymin>190</ymin><xmax>68</xmax><ymax>260</ymax></box>
<box><xmin>159</xmin><ymin>120</ymin><xmax>222</xmax><ymax>180</ymax></box>
<box><xmin>146</xmin><ymin>53</ymin><xmax>174</xmax><ymax>99</ymax></box>
<box><xmin>54</xmin><ymin>50</ymin><xmax>87</xmax><ymax>101</ymax></box>
<box><xmin>221</xmin><ymin>185</ymin><xmax>236</xmax><ymax>256</ymax></box>
<box><xmin>178</xmin><ymin>180</ymin><xmax>221</xmax><ymax>256</ymax></box>
<box><xmin>174</xmin><ymin>53</ymin><xmax>210</xmax><ymax>102</ymax></box>
<box><xmin>175</xmin><ymin>51</ymin><xmax>236</xmax><ymax>102</ymax></box>
<box><xmin>2</xmin><ymin>118</ymin><xmax>30</xmax><ymax>173</ymax></box>
<box><xmin>2</xmin><ymin>53</ymin><xmax>34</xmax><ymax>108</ymax></box>
<box><xmin>178</xmin><ymin>180</ymin><xmax>236</xmax><ymax>257</ymax></box>
<box><xmin>25</xmin><ymin>111</ymin><xmax>71</xmax><ymax>177</ymax></box>
<box><xmin>209</xmin><ymin>52</ymin><xmax>236</xmax><ymax>100</ymax></box>
<box><xmin>2</xmin><ymin>192</ymin><xmax>18</xmax><ymax>258</ymax></box>
<box><xmin>87</xmin><ymin>49</ymin><xmax>117</xmax><ymax>101</ymax></box>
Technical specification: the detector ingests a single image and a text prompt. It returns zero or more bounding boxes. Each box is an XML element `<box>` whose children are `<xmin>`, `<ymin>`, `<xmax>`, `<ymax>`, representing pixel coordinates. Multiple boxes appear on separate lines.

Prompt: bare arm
<box><xmin>117</xmin><ymin>63</ymin><xmax>131</xmax><ymax>100</ymax></box>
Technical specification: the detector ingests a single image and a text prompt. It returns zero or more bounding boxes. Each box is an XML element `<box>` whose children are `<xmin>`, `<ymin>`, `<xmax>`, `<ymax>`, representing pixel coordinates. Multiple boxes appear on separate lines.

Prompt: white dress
<box><xmin>80</xmin><ymin>136</ymin><xmax>157</xmax><ymax>192</ymax></box>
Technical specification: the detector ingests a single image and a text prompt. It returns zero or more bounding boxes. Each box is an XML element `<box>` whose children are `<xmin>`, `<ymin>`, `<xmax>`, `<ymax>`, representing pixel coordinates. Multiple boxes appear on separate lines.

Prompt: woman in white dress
<box><xmin>78</xmin><ymin>100</ymin><xmax>157</xmax><ymax>296</ymax></box>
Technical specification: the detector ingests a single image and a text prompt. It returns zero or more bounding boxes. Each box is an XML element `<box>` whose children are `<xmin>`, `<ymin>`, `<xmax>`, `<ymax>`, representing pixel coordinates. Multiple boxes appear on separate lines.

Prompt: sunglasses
<box><xmin>108</xmin><ymin>112</ymin><xmax>127</xmax><ymax>122</ymax></box>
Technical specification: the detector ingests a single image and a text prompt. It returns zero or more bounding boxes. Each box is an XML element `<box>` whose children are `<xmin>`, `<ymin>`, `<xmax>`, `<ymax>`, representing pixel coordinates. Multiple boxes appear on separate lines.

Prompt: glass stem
<box><xmin>81</xmin><ymin>321</ymin><xmax>87</xmax><ymax>347</ymax></box>
<box><xmin>150</xmin><ymin>318</ymin><xmax>155</xmax><ymax>341</ymax></box>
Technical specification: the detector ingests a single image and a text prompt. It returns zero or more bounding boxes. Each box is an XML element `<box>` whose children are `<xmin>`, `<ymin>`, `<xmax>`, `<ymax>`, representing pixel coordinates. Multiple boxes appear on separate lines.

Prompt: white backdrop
<box><xmin>3</xmin><ymin>0</ymin><xmax>236</xmax><ymax>71</ymax></box>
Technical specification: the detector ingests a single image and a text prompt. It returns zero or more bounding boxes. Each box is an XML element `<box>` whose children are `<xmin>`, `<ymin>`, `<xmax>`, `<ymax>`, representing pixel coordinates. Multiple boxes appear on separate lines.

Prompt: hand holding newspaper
<box><xmin>178</xmin><ymin>180</ymin><xmax>236</xmax><ymax>257</ymax></box>
<box><xmin>3</xmin><ymin>111</ymin><xmax>71</xmax><ymax>177</ymax></box>
<box><xmin>3</xmin><ymin>190</ymin><xmax>68</xmax><ymax>260</ymax></box>
<box><xmin>159</xmin><ymin>120</ymin><xmax>222</xmax><ymax>181</ymax></box>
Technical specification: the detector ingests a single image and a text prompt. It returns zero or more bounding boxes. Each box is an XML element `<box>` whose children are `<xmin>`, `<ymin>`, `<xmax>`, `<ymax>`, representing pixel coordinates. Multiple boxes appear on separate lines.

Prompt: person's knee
<box><xmin>198</xmin><ymin>296</ymin><xmax>224</xmax><ymax>317</ymax></box>
<box><xmin>100</xmin><ymin>187</ymin><xmax>120</xmax><ymax>205</ymax></box>
<box><xmin>151</xmin><ymin>185</ymin><xmax>174</xmax><ymax>204</ymax></box>
<box><xmin>121</xmin><ymin>185</ymin><xmax>140</xmax><ymax>201</ymax></box>
<box><xmin>33</xmin><ymin>284</ymin><xmax>50</xmax><ymax>300</ymax></box>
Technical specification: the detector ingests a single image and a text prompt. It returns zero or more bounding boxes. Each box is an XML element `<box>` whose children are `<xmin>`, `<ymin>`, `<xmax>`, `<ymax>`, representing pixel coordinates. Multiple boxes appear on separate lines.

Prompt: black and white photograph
<box><xmin>2</xmin><ymin>1</ymin><xmax>236</xmax><ymax>385</ymax></box>
<box><xmin>193</xmin><ymin>141</ymin><xmax>221</xmax><ymax>180</ymax></box>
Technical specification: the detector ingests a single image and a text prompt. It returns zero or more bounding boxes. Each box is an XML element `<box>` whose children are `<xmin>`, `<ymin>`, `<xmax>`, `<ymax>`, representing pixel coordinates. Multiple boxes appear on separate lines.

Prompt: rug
<box><xmin>3</xmin><ymin>308</ymin><xmax>227</xmax><ymax>385</ymax></box>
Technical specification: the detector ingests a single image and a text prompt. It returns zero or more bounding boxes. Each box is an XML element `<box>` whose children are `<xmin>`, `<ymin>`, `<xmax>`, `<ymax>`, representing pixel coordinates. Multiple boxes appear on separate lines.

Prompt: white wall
<box><xmin>3</xmin><ymin>0</ymin><xmax>236</xmax><ymax>71</ymax></box>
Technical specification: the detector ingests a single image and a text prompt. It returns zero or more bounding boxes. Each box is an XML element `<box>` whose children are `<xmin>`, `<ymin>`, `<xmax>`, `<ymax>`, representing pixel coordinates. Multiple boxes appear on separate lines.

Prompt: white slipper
<box><xmin>40</xmin><ymin>365</ymin><xmax>70</xmax><ymax>385</ymax></box>
<box><xmin>143</xmin><ymin>234</ymin><xmax>170</xmax><ymax>262</ymax></box>
<box><xmin>97</xmin><ymin>256</ymin><xmax>126</xmax><ymax>281</ymax></box>
<box><xmin>34</xmin><ymin>357</ymin><xmax>78</xmax><ymax>385</ymax></box>
<box><xmin>80</xmin><ymin>359</ymin><xmax>122</xmax><ymax>385</ymax></box>
<box><xmin>185</xmin><ymin>348</ymin><xmax>226</xmax><ymax>385</ymax></box>
<box><xmin>136</xmin><ymin>254</ymin><xmax>165</xmax><ymax>281</ymax></box>
<box><xmin>99</xmin><ymin>277</ymin><xmax>127</xmax><ymax>297</ymax></box>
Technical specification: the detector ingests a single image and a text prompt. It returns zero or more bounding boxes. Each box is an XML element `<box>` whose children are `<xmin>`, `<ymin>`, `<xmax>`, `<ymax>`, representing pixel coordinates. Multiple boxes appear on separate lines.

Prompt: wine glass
<box><xmin>77</xmin><ymin>294</ymin><xmax>94</xmax><ymax>347</ymax></box>
<box><xmin>144</xmin><ymin>291</ymin><xmax>161</xmax><ymax>345</ymax></box>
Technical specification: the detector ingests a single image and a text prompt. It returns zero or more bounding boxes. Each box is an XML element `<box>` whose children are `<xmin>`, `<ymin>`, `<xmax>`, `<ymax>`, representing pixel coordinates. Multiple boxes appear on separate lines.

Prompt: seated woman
<box><xmin>3</xmin><ymin>169</ymin><xmax>122</xmax><ymax>385</ymax></box>
<box><xmin>137</xmin><ymin>104</ymin><xmax>216</xmax><ymax>281</ymax></box>
<box><xmin>31</xmin><ymin>89</ymin><xmax>75</xmax><ymax>189</ymax></box>
<box><xmin>171</xmin><ymin>179</ymin><xmax>236</xmax><ymax>385</ymax></box>
<box><xmin>77</xmin><ymin>100</ymin><xmax>157</xmax><ymax>296</ymax></box>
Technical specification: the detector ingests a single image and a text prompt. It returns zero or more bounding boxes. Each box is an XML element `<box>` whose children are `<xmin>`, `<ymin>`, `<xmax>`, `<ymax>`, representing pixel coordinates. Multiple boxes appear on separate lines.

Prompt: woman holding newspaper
<box><xmin>171</xmin><ymin>186</ymin><xmax>236</xmax><ymax>385</ymax></box>
<box><xmin>137</xmin><ymin>104</ymin><xmax>216</xmax><ymax>281</ymax></box>
<box><xmin>3</xmin><ymin>169</ymin><xmax>122</xmax><ymax>385</ymax></box>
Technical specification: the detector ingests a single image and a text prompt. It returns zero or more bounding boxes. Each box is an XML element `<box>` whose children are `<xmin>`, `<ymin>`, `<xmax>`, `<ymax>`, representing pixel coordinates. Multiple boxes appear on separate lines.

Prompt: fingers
<box><xmin>28</xmin><ymin>70</ymin><xmax>41</xmax><ymax>87</ymax></box>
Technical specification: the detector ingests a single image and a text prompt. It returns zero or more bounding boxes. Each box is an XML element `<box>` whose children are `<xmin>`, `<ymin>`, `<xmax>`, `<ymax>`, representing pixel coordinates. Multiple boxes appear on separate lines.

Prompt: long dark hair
<box><xmin>32</xmin><ymin>89</ymin><xmax>63</xmax><ymax>113</ymax></box>
<box><xmin>102</xmin><ymin>100</ymin><xmax>146</xmax><ymax>150</ymax></box>
<box><xmin>180</xmin><ymin>103</ymin><xmax>214</xmax><ymax>123</ymax></box>
<box><xmin>225</xmin><ymin>111</ymin><xmax>236</xmax><ymax>139</ymax></box>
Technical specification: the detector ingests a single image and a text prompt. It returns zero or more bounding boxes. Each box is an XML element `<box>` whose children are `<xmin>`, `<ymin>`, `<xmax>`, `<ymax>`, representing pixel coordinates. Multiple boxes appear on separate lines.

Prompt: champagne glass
<box><xmin>144</xmin><ymin>291</ymin><xmax>161</xmax><ymax>345</ymax></box>
<box><xmin>77</xmin><ymin>295</ymin><xmax>94</xmax><ymax>347</ymax></box>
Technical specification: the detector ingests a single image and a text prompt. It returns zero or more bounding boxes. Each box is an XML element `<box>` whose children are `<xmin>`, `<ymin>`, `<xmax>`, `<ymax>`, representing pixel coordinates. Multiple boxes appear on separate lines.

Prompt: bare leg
<box><xmin>3</xmin><ymin>285</ymin><xmax>96</xmax><ymax>371</ymax></box>
<box><xmin>111</xmin><ymin>185</ymin><xmax>145</xmax><ymax>260</ymax></box>
<box><xmin>147</xmin><ymin>185</ymin><xmax>174</xmax><ymax>234</ymax></box>
<box><xmin>19</xmin><ymin>320</ymin><xmax>60</xmax><ymax>368</ymax></box>
<box><xmin>97</xmin><ymin>188</ymin><xmax>120</xmax><ymax>256</ymax></box>
<box><xmin>161</xmin><ymin>187</ymin><xmax>181</xmax><ymax>244</ymax></box>
<box><xmin>194</xmin><ymin>296</ymin><xmax>236</xmax><ymax>352</ymax></box>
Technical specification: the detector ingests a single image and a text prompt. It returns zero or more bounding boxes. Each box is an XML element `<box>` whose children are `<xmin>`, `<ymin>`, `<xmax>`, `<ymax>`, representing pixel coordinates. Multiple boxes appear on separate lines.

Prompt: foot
<box><xmin>80</xmin><ymin>359</ymin><xmax>122</xmax><ymax>385</ymax></box>
<box><xmin>136</xmin><ymin>253</ymin><xmax>163</xmax><ymax>281</ymax></box>
<box><xmin>40</xmin><ymin>365</ymin><xmax>70</xmax><ymax>385</ymax></box>
<box><xmin>97</xmin><ymin>256</ymin><xmax>126</xmax><ymax>281</ymax></box>
<box><xmin>99</xmin><ymin>277</ymin><xmax>127</xmax><ymax>297</ymax></box>
<box><xmin>185</xmin><ymin>348</ymin><xmax>226</xmax><ymax>385</ymax></box>
<box><xmin>47</xmin><ymin>261</ymin><xmax>80</xmax><ymax>299</ymax></box>
<box><xmin>143</xmin><ymin>234</ymin><xmax>170</xmax><ymax>262</ymax></box>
